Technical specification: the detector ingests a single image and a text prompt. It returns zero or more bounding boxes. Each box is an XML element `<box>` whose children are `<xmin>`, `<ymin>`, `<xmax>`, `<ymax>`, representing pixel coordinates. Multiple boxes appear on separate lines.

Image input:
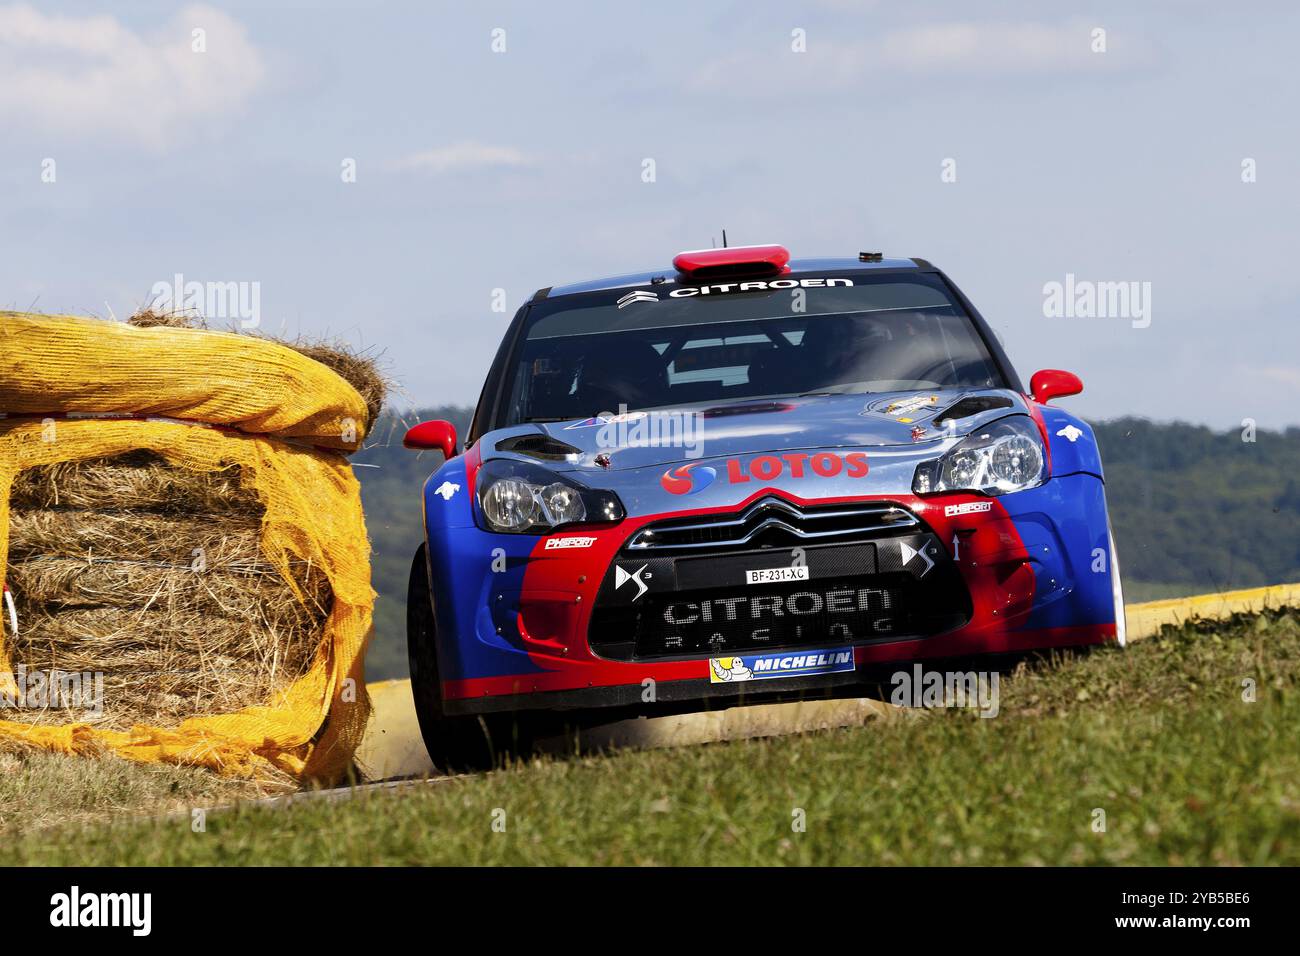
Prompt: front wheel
<box><xmin>407</xmin><ymin>544</ymin><xmax>515</xmax><ymax>772</ymax></box>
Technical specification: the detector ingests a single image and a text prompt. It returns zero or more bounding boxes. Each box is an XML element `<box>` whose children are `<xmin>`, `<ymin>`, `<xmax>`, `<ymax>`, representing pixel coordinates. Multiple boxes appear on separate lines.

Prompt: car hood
<box><xmin>485</xmin><ymin>388</ymin><xmax>1029</xmax><ymax>472</ymax></box>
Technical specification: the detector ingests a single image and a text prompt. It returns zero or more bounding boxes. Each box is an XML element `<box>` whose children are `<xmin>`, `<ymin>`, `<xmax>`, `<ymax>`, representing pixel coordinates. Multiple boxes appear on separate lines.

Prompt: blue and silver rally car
<box><xmin>403</xmin><ymin>244</ymin><xmax>1124</xmax><ymax>766</ymax></box>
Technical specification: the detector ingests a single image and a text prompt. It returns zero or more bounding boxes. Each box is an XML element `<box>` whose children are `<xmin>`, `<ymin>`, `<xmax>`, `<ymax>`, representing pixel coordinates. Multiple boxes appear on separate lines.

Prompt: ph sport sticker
<box><xmin>709</xmin><ymin>648</ymin><xmax>855</xmax><ymax>683</ymax></box>
<box><xmin>544</xmin><ymin>535</ymin><xmax>597</xmax><ymax>550</ymax></box>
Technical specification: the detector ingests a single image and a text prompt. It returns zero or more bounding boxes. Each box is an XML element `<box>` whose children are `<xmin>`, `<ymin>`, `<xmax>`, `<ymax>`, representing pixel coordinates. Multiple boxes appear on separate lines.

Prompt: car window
<box><xmin>499</xmin><ymin>273</ymin><xmax>1005</xmax><ymax>425</ymax></box>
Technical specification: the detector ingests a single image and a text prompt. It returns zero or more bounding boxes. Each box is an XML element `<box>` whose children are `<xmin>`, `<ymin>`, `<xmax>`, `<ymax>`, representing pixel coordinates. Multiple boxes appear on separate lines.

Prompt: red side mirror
<box><xmin>1030</xmin><ymin>369</ymin><xmax>1083</xmax><ymax>405</ymax></box>
<box><xmin>403</xmin><ymin>420</ymin><xmax>458</xmax><ymax>458</ymax></box>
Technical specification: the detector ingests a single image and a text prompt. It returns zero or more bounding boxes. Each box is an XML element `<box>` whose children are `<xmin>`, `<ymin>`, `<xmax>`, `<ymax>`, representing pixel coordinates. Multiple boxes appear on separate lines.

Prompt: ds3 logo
<box><xmin>660</xmin><ymin>452</ymin><xmax>869</xmax><ymax>495</ymax></box>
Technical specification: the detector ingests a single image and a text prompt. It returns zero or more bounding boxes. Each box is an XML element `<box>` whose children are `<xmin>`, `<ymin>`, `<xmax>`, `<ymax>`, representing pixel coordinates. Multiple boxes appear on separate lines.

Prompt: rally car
<box><xmin>404</xmin><ymin>244</ymin><xmax>1125</xmax><ymax>767</ymax></box>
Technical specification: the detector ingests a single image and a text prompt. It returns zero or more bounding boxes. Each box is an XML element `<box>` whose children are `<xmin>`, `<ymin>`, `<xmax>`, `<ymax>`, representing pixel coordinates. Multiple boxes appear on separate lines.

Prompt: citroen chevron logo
<box><xmin>616</xmin><ymin>290</ymin><xmax>658</xmax><ymax>309</ymax></box>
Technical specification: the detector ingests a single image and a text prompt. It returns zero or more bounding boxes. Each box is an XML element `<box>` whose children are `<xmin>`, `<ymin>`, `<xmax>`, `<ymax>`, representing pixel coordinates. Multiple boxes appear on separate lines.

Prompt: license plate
<box><xmin>745</xmin><ymin>566</ymin><xmax>810</xmax><ymax>585</ymax></box>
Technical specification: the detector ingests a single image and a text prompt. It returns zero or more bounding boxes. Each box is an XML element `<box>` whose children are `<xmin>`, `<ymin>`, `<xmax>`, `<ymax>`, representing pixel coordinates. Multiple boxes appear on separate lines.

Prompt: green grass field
<box><xmin>8</xmin><ymin>610</ymin><xmax>1300</xmax><ymax>865</ymax></box>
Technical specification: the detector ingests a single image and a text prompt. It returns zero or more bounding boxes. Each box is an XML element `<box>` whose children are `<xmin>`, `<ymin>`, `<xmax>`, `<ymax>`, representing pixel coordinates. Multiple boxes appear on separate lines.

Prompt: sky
<box><xmin>2</xmin><ymin>1</ymin><xmax>1298</xmax><ymax>429</ymax></box>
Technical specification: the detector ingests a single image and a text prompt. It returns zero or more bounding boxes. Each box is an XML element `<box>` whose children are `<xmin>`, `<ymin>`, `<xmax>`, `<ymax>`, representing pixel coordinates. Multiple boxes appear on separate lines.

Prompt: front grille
<box><xmin>636</xmin><ymin>575</ymin><xmax>901</xmax><ymax>658</ymax></box>
<box><xmin>589</xmin><ymin>499</ymin><xmax>971</xmax><ymax>662</ymax></box>
<box><xmin>625</xmin><ymin>497</ymin><xmax>917</xmax><ymax>553</ymax></box>
<box><xmin>590</xmin><ymin>568</ymin><xmax>969</xmax><ymax>661</ymax></box>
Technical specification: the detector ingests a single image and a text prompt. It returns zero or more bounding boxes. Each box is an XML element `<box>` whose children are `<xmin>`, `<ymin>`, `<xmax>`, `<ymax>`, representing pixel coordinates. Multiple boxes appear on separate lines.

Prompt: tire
<box><xmin>1108</xmin><ymin>524</ymin><xmax>1128</xmax><ymax>648</ymax></box>
<box><xmin>407</xmin><ymin>544</ymin><xmax>510</xmax><ymax>772</ymax></box>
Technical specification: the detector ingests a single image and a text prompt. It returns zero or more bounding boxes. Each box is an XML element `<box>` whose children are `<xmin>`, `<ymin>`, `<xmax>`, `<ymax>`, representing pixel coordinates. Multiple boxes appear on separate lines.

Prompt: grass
<box><xmin>0</xmin><ymin>749</ymin><xmax>285</xmax><ymax>833</ymax></box>
<box><xmin>8</xmin><ymin>610</ymin><xmax>1300</xmax><ymax>865</ymax></box>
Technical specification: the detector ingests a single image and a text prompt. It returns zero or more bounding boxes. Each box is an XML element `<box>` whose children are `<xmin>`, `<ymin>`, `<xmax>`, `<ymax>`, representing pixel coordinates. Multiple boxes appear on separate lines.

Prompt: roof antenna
<box><xmin>722</xmin><ymin>229</ymin><xmax>728</xmax><ymax>248</ymax></box>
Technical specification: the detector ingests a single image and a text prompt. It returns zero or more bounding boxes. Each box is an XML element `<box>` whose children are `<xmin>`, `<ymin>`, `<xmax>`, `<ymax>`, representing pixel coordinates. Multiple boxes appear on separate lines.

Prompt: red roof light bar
<box><xmin>672</xmin><ymin>244</ymin><xmax>790</xmax><ymax>280</ymax></box>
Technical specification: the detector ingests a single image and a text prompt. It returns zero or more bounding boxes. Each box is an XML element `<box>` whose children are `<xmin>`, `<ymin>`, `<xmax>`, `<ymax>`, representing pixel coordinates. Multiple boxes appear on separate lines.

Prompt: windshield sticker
<box><xmin>668</xmin><ymin>277</ymin><xmax>854</xmax><ymax>298</ymax></box>
<box><xmin>616</xmin><ymin>290</ymin><xmax>659</xmax><ymax>308</ymax></box>
<box><xmin>564</xmin><ymin>411</ymin><xmax>648</xmax><ymax>429</ymax></box>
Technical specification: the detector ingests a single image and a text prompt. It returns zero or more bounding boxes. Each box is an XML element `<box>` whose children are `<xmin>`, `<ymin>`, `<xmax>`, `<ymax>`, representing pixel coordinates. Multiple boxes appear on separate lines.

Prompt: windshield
<box><xmin>498</xmin><ymin>272</ymin><xmax>1006</xmax><ymax>426</ymax></box>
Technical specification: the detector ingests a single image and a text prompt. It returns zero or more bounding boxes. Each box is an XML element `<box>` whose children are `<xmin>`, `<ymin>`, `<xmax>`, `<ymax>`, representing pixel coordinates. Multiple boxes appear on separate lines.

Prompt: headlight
<box><xmin>475</xmin><ymin>459</ymin><xmax>625</xmax><ymax>533</ymax></box>
<box><xmin>912</xmin><ymin>416</ymin><xmax>1046</xmax><ymax>496</ymax></box>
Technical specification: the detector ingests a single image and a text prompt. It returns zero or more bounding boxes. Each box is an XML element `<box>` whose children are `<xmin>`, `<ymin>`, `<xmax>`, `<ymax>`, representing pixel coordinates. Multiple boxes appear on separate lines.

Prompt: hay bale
<box><xmin>8</xmin><ymin>451</ymin><xmax>256</xmax><ymax>515</ymax></box>
<box><xmin>281</xmin><ymin>339</ymin><xmax>388</xmax><ymax>428</ymax></box>
<box><xmin>126</xmin><ymin>310</ymin><xmax>390</xmax><ymax>427</ymax></box>
<box><xmin>125</xmin><ymin>311</ymin><xmax>207</xmax><ymax>331</ymax></box>
<box><xmin>4</xmin><ymin>452</ymin><xmax>332</xmax><ymax>732</ymax></box>
<box><xmin>1</xmin><ymin>310</ymin><xmax>385</xmax><ymax>778</ymax></box>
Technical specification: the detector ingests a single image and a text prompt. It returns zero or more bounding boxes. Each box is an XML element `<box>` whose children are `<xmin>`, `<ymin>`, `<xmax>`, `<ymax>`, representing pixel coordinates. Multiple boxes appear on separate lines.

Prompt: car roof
<box><xmin>544</xmin><ymin>256</ymin><xmax>933</xmax><ymax>299</ymax></box>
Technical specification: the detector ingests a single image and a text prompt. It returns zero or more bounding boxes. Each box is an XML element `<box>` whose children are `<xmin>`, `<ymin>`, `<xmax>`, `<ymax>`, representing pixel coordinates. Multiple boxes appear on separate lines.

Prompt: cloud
<box><xmin>690</xmin><ymin>19</ymin><xmax>1141</xmax><ymax>94</ymax></box>
<box><xmin>0</xmin><ymin>3</ymin><xmax>264</xmax><ymax>145</ymax></box>
<box><xmin>391</xmin><ymin>141</ymin><xmax>532</xmax><ymax>175</ymax></box>
<box><xmin>1255</xmin><ymin>366</ymin><xmax>1300</xmax><ymax>391</ymax></box>
<box><xmin>876</xmin><ymin>21</ymin><xmax>1114</xmax><ymax>74</ymax></box>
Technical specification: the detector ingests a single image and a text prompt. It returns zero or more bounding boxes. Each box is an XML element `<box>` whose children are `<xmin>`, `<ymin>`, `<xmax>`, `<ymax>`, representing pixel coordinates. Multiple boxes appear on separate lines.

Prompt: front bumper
<box><xmin>429</xmin><ymin>479</ymin><xmax>1118</xmax><ymax>715</ymax></box>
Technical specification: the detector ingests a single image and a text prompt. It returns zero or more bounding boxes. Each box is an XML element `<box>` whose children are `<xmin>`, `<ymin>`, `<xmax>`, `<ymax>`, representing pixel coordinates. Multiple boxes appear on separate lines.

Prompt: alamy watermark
<box><xmin>1042</xmin><ymin>273</ymin><xmax>1151</xmax><ymax>329</ymax></box>
<box><xmin>49</xmin><ymin>886</ymin><xmax>151</xmax><ymax>936</ymax></box>
<box><xmin>1</xmin><ymin>666</ymin><xmax>104</xmax><ymax>718</ymax></box>
<box><xmin>594</xmin><ymin>404</ymin><xmax>705</xmax><ymax>459</ymax></box>
<box><xmin>148</xmin><ymin>273</ymin><xmax>261</xmax><ymax>329</ymax></box>
<box><xmin>890</xmin><ymin>665</ymin><xmax>1000</xmax><ymax>718</ymax></box>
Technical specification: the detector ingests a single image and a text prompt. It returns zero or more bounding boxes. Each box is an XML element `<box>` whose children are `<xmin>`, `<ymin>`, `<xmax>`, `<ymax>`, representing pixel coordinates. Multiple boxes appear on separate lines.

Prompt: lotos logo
<box><xmin>661</xmin><ymin>452</ymin><xmax>868</xmax><ymax>495</ymax></box>
<box><xmin>660</xmin><ymin>462</ymin><xmax>717</xmax><ymax>495</ymax></box>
